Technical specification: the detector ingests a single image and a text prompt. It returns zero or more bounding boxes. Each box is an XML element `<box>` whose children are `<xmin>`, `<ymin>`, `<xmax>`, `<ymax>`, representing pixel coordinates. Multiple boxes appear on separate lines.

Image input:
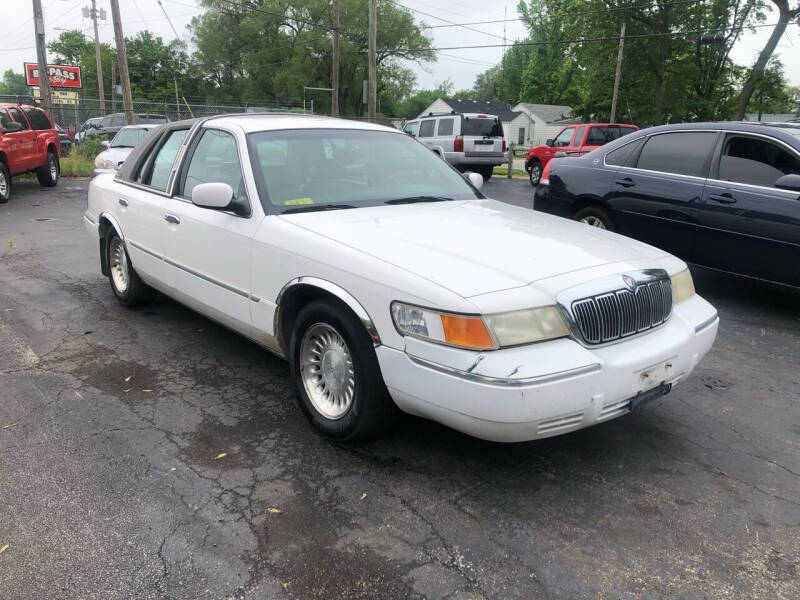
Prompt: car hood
<box><xmin>280</xmin><ymin>199</ymin><xmax>669</xmax><ymax>298</ymax></box>
<box><xmin>98</xmin><ymin>146</ymin><xmax>134</xmax><ymax>168</ymax></box>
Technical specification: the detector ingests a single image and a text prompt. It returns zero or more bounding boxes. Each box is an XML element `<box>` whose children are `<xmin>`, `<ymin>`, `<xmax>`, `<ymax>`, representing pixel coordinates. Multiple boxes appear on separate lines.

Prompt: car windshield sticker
<box><xmin>285</xmin><ymin>197</ymin><xmax>314</xmax><ymax>205</ymax></box>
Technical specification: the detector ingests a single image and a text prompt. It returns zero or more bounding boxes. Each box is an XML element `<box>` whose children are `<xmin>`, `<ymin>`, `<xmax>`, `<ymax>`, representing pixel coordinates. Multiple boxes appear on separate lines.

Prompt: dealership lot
<box><xmin>1</xmin><ymin>178</ymin><xmax>798</xmax><ymax>599</ymax></box>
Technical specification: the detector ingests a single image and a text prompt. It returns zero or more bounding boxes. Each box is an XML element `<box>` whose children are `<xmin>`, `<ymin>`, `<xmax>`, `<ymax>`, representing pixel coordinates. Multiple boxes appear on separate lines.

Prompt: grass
<box><xmin>59</xmin><ymin>154</ymin><xmax>94</xmax><ymax>177</ymax></box>
<box><xmin>492</xmin><ymin>167</ymin><xmax>528</xmax><ymax>178</ymax></box>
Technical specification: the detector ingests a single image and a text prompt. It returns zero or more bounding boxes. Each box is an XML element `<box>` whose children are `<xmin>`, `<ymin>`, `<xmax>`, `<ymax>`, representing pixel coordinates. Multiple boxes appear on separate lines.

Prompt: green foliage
<box><xmin>58</xmin><ymin>155</ymin><xmax>94</xmax><ymax>177</ymax></box>
<box><xmin>0</xmin><ymin>70</ymin><xmax>28</xmax><ymax>96</ymax></box>
<box><xmin>394</xmin><ymin>81</ymin><xmax>452</xmax><ymax>119</ymax></box>
<box><xmin>77</xmin><ymin>135</ymin><xmax>109</xmax><ymax>160</ymax></box>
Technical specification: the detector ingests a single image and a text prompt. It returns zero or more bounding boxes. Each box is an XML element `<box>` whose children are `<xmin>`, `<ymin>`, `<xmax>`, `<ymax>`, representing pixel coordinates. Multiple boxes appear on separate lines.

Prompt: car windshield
<box><xmin>111</xmin><ymin>128</ymin><xmax>150</xmax><ymax>148</ymax></box>
<box><xmin>461</xmin><ymin>117</ymin><xmax>503</xmax><ymax>137</ymax></box>
<box><xmin>247</xmin><ymin>128</ymin><xmax>482</xmax><ymax>214</ymax></box>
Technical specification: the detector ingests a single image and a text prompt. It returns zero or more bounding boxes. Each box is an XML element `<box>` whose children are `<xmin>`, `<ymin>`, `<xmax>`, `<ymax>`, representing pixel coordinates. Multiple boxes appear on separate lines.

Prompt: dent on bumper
<box><xmin>377</xmin><ymin>294</ymin><xmax>719</xmax><ymax>442</ymax></box>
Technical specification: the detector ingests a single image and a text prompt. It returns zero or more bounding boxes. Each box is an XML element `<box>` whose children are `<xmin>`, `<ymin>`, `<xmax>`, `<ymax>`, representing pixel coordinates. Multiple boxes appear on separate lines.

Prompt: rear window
<box><xmin>462</xmin><ymin>117</ymin><xmax>503</xmax><ymax>138</ymax></box>
<box><xmin>136</xmin><ymin>115</ymin><xmax>168</xmax><ymax>124</ymax></box>
<box><xmin>586</xmin><ymin>126</ymin><xmax>637</xmax><ymax>146</ymax></box>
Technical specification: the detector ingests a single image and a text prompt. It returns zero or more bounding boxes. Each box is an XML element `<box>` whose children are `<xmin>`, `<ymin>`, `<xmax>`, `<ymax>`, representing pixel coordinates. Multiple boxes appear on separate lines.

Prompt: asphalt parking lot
<box><xmin>1</xmin><ymin>177</ymin><xmax>798</xmax><ymax>600</ymax></box>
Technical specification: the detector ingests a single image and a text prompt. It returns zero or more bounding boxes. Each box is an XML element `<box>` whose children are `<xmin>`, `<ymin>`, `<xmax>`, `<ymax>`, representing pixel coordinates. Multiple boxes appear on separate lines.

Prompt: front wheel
<box><xmin>574</xmin><ymin>206</ymin><xmax>614</xmax><ymax>231</ymax></box>
<box><xmin>36</xmin><ymin>152</ymin><xmax>59</xmax><ymax>187</ymax></box>
<box><xmin>528</xmin><ymin>160</ymin><xmax>542</xmax><ymax>186</ymax></box>
<box><xmin>0</xmin><ymin>162</ymin><xmax>11</xmax><ymax>203</ymax></box>
<box><xmin>289</xmin><ymin>299</ymin><xmax>398</xmax><ymax>441</ymax></box>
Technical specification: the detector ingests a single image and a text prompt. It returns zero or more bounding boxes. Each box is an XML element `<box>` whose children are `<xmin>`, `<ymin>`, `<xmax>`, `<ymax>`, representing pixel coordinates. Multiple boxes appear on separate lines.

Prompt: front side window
<box><xmin>403</xmin><ymin>121</ymin><xmax>419</xmax><ymax>137</ymax></box>
<box><xmin>553</xmin><ymin>127</ymin><xmax>575</xmax><ymax>147</ymax></box>
<box><xmin>142</xmin><ymin>129</ymin><xmax>188</xmax><ymax>191</ymax></box>
<box><xmin>719</xmin><ymin>135</ymin><xmax>800</xmax><ymax>188</ymax></box>
<box><xmin>23</xmin><ymin>108</ymin><xmax>51</xmax><ymax>130</ymax></box>
<box><xmin>181</xmin><ymin>129</ymin><xmax>246</xmax><ymax>202</ymax></box>
<box><xmin>636</xmin><ymin>132</ymin><xmax>717</xmax><ymax>178</ymax></box>
<box><xmin>418</xmin><ymin>119</ymin><xmax>435</xmax><ymax>137</ymax></box>
<box><xmin>8</xmin><ymin>108</ymin><xmax>28</xmax><ymax>129</ymax></box>
<box><xmin>437</xmin><ymin>118</ymin><xmax>454</xmax><ymax>136</ymax></box>
<box><xmin>247</xmin><ymin>129</ymin><xmax>482</xmax><ymax>213</ymax></box>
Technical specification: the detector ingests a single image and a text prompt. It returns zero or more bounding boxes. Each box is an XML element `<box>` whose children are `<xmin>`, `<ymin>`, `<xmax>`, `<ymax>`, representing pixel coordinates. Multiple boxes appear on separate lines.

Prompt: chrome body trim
<box><xmin>164</xmin><ymin>256</ymin><xmax>250</xmax><ymax>299</ymax></box>
<box><xmin>127</xmin><ymin>239</ymin><xmax>159</xmax><ymax>259</ymax></box>
<box><xmin>408</xmin><ymin>355</ymin><xmax>602</xmax><ymax>387</ymax></box>
<box><xmin>694</xmin><ymin>313</ymin><xmax>719</xmax><ymax>334</ymax></box>
<box><xmin>274</xmin><ymin>277</ymin><xmax>381</xmax><ymax>348</ymax></box>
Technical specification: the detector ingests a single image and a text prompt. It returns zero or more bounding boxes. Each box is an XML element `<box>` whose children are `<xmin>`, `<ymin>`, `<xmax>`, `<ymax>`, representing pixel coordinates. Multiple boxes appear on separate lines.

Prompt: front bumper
<box><xmin>377</xmin><ymin>294</ymin><xmax>718</xmax><ymax>442</ymax></box>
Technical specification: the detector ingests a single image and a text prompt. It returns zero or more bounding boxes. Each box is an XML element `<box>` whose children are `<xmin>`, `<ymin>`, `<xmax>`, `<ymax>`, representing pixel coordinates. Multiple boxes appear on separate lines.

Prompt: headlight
<box><xmin>671</xmin><ymin>268</ymin><xmax>695</xmax><ymax>304</ymax></box>
<box><xmin>94</xmin><ymin>155</ymin><xmax>114</xmax><ymax>169</ymax></box>
<box><xmin>391</xmin><ymin>302</ymin><xmax>569</xmax><ymax>350</ymax></box>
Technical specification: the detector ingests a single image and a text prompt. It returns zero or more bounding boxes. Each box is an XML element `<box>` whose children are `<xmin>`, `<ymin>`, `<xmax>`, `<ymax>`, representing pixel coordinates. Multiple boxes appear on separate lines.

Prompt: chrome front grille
<box><xmin>570</xmin><ymin>277</ymin><xmax>672</xmax><ymax>345</ymax></box>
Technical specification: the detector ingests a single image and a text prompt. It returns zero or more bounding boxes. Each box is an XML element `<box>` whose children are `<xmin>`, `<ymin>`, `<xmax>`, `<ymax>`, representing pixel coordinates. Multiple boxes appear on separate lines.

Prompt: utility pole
<box><xmin>111</xmin><ymin>59</ymin><xmax>116</xmax><ymax>113</ymax></box>
<box><xmin>609</xmin><ymin>22</ymin><xmax>626</xmax><ymax>123</ymax></box>
<box><xmin>331</xmin><ymin>0</ymin><xmax>340</xmax><ymax>116</ymax></box>
<box><xmin>109</xmin><ymin>0</ymin><xmax>134</xmax><ymax>124</ymax></box>
<box><xmin>174</xmin><ymin>77</ymin><xmax>180</xmax><ymax>120</ymax></box>
<box><xmin>87</xmin><ymin>0</ymin><xmax>106</xmax><ymax>115</ymax></box>
<box><xmin>32</xmin><ymin>0</ymin><xmax>52</xmax><ymax>113</ymax></box>
<box><xmin>367</xmin><ymin>0</ymin><xmax>377</xmax><ymax>120</ymax></box>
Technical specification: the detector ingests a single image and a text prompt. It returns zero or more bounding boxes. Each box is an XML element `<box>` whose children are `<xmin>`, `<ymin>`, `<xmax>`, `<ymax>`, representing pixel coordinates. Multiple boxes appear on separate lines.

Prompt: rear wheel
<box><xmin>0</xmin><ymin>162</ymin><xmax>11</xmax><ymax>203</ymax></box>
<box><xmin>106</xmin><ymin>230</ymin><xmax>157</xmax><ymax>306</ymax></box>
<box><xmin>528</xmin><ymin>160</ymin><xmax>542</xmax><ymax>186</ymax></box>
<box><xmin>574</xmin><ymin>206</ymin><xmax>614</xmax><ymax>231</ymax></box>
<box><xmin>475</xmin><ymin>165</ymin><xmax>493</xmax><ymax>181</ymax></box>
<box><xmin>289</xmin><ymin>299</ymin><xmax>398</xmax><ymax>441</ymax></box>
<box><xmin>36</xmin><ymin>152</ymin><xmax>59</xmax><ymax>187</ymax></box>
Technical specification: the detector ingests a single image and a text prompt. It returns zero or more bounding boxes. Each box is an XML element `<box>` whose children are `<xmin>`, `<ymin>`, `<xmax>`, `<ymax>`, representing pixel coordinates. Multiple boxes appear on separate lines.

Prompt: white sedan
<box><xmin>93</xmin><ymin>124</ymin><xmax>160</xmax><ymax>175</ymax></box>
<box><xmin>84</xmin><ymin>114</ymin><xmax>718</xmax><ymax>442</ymax></box>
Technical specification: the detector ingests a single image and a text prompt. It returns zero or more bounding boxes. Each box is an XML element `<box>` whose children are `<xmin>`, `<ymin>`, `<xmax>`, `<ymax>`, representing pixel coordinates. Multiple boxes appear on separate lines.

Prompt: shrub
<box><xmin>77</xmin><ymin>135</ymin><xmax>109</xmax><ymax>160</ymax></box>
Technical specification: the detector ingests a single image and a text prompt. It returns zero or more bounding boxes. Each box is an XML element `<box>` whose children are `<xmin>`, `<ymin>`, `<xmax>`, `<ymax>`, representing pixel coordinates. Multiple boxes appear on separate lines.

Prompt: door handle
<box><xmin>708</xmin><ymin>193</ymin><xmax>736</xmax><ymax>204</ymax></box>
<box><xmin>118</xmin><ymin>198</ymin><xmax>129</xmax><ymax>207</ymax></box>
<box><xmin>615</xmin><ymin>178</ymin><xmax>635</xmax><ymax>188</ymax></box>
<box><xmin>164</xmin><ymin>214</ymin><xmax>180</xmax><ymax>225</ymax></box>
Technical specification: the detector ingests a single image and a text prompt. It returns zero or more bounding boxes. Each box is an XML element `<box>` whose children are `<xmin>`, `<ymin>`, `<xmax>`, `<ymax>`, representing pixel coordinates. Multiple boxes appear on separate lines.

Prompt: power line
<box><xmin>392</xmin><ymin>1</ymin><xmax>507</xmax><ymax>41</ymax></box>
<box><xmin>157</xmin><ymin>0</ymin><xmax>184</xmax><ymax>41</ymax></box>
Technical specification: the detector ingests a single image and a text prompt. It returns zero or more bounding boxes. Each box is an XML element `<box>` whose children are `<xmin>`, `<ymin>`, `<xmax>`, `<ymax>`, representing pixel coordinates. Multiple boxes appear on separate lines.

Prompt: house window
<box><xmin>518</xmin><ymin>128</ymin><xmax>525</xmax><ymax>145</ymax></box>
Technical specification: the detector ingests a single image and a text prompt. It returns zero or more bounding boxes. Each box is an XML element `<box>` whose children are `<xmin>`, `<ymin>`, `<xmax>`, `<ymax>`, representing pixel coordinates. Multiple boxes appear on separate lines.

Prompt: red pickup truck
<box><xmin>525</xmin><ymin>122</ymin><xmax>638</xmax><ymax>185</ymax></box>
<box><xmin>0</xmin><ymin>103</ymin><xmax>61</xmax><ymax>203</ymax></box>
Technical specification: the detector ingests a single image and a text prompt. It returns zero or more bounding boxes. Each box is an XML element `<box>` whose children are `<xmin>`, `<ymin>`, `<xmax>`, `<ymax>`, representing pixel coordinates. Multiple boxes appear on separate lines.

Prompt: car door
<box><xmin>541</xmin><ymin>127</ymin><xmax>576</xmax><ymax>164</ymax></box>
<box><xmin>119</xmin><ymin>127</ymin><xmax>189</xmax><ymax>286</ymax></box>
<box><xmin>610</xmin><ymin>130</ymin><xmax>719</xmax><ymax>260</ymax></box>
<box><xmin>697</xmin><ymin>132</ymin><xmax>800</xmax><ymax>286</ymax></box>
<box><xmin>22</xmin><ymin>107</ymin><xmax>55</xmax><ymax>160</ymax></box>
<box><xmin>6</xmin><ymin>107</ymin><xmax>36</xmax><ymax>172</ymax></box>
<box><xmin>563</xmin><ymin>125</ymin><xmax>586</xmax><ymax>156</ymax></box>
<box><xmin>163</xmin><ymin>126</ymin><xmax>260</xmax><ymax>329</ymax></box>
<box><xmin>436</xmin><ymin>116</ymin><xmax>455</xmax><ymax>155</ymax></box>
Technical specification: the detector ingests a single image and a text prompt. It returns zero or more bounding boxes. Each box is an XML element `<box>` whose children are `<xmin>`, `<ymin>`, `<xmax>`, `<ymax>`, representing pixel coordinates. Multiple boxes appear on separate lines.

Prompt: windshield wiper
<box><xmin>384</xmin><ymin>195</ymin><xmax>453</xmax><ymax>205</ymax></box>
<box><xmin>282</xmin><ymin>204</ymin><xmax>356</xmax><ymax>214</ymax></box>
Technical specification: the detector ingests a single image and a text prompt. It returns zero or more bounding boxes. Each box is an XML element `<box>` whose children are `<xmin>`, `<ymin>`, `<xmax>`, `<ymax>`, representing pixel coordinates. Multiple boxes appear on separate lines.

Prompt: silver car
<box><xmin>403</xmin><ymin>112</ymin><xmax>506</xmax><ymax>180</ymax></box>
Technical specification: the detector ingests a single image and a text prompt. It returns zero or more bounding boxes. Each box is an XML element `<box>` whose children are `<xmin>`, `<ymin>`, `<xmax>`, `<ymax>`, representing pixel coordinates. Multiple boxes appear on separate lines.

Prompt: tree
<box><xmin>0</xmin><ymin>70</ymin><xmax>28</xmax><ymax>96</ymax></box>
<box><xmin>747</xmin><ymin>57</ymin><xmax>793</xmax><ymax>118</ymax></box>
<box><xmin>394</xmin><ymin>80</ymin><xmax>452</xmax><ymax>118</ymax></box>
<box><xmin>732</xmin><ymin>0</ymin><xmax>800</xmax><ymax>119</ymax></box>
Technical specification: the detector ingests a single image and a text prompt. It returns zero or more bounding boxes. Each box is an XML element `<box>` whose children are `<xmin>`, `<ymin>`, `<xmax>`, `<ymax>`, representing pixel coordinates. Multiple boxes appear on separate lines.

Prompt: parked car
<box><xmin>89</xmin><ymin>112</ymin><xmax>169</xmax><ymax>139</ymax></box>
<box><xmin>75</xmin><ymin>117</ymin><xmax>103</xmax><ymax>144</ymax></box>
<box><xmin>56</xmin><ymin>124</ymin><xmax>72</xmax><ymax>157</ymax></box>
<box><xmin>403</xmin><ymin>112</ymin><xmax>506</xmax><ymax>181</ymax></box>
<box><xmin>525</xmin><ymin>123</ymin><xmax>639</xmax><ymax>185</ymax></box>
<box><xmin>534</xmin><ymin>121</ymin><xmax>800</xmax><ymax>289</ymax></box>
<box><xmin>85</xmin><ymin>114</ymin><xmax>717</xmax><ymax>442</ymax></box>
<box><xmin>0</xmin><ymin>103</ymin><xmax>60</xmax><ymax>202</ymax></box>
<box><xmin>93</xmin><ymin>124</ymin><xmax>160</xmax><ymax>175</ymax></box>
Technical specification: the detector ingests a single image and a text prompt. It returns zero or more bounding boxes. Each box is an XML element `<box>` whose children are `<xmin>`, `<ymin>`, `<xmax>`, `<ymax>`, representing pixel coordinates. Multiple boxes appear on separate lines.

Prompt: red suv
<box><xmin>525</xmin><ymin>122</ymin><xmax>638</xmax><ymax>185</ymax></box>
<box><xmin>0</xmin><ymin>103</ymin><xmax>61</xmax><ymax>203</ymax></box>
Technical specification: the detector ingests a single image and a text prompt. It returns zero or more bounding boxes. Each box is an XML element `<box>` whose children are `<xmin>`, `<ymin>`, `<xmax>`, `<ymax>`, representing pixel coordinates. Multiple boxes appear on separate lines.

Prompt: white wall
<box><xmin>417</xmin><ymin>99</ymin><xmax>453</xmax><ymax>119</ymax></box>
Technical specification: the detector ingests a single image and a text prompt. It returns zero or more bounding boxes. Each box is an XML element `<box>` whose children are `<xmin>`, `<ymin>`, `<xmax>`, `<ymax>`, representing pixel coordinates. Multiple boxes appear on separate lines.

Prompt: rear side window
<box><xmin>23</xmin><ymin>108</ymin><xmax>51</xmax><ymax>130</ymax></box>
<box><xmin>462</xmin><ymin>117</ymin><xmax>503</xmax><ymax>137</ymax></box>
<box><xmin>437</xmin><ymin>118</ymin><xmax>454</xmax><ymax>136</ymax></box>
<box><xmin>605</xmin><ymin>139</ymin><xmax>643</xmax><ymax>166</ymax></box>
<box><xmin>418</xmin><ymin>120</ymin><xmax>435</xmax><ymax>138</ymax></box>
<box><xmin>8</xmin><ymin>108</ymin><xmax>29</xmax><ymax>130</ymax></box>
<box><xmin>636</xmin><ymin>132</ymin><xmax>717</xmax><ymax>177</ymax></box>
<box><xmin>719</xmin><ymin>135</ymin><xmax>800</xmax><ymax>188</ymax></box>
<box><xmin>141</xmin><ymin>129</ymin><xmax>188</xmax><ymax>191</ymax></box>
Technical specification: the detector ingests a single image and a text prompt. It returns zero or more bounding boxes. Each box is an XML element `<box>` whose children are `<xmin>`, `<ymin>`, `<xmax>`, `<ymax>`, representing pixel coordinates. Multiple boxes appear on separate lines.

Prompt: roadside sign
<box><xmin>24</xmin><ymin>63</ymin><xmax>82</xmax><ymax>89</ymax></box>
<box><xmin>33</xmin><ymin>88</ymin><xmax>79</xmax><ymax>105</ymax></box>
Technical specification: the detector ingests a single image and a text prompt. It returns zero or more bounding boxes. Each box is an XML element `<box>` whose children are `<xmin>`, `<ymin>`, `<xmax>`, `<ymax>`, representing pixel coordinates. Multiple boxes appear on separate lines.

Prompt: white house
<box><xmin>416</xmin><ymin>98</ymin><xmax>526</xmax><ymax>145</ymax></box>
<box><xmin>513</xmin><ymin>103</ymin><xmax>576</xmax><ymax>146</ymax></box>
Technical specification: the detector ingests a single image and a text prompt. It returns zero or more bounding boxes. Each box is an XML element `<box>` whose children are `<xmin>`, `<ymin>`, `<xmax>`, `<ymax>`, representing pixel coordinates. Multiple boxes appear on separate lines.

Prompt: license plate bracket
<box><xmin>630</xmin><ymin>381</ymin><xmax>672</xmax><ymax>411</ymax></box>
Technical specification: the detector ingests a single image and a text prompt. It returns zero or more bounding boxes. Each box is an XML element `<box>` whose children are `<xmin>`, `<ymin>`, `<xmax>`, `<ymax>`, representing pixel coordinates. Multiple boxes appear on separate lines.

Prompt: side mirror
<box><xmin>3</xmin><ymin>122</ymin><xmax>24</xmax><ymax>133</ymax></box>
<box><xmin>467</xmin><ymin>171</ymin><xmax>484</xmax><ymax>190</ymax></box>
<box><xmin>100</xmin><ymin>140</ymin><xmax>110</xmax><ymax>149</ymax></box>
<box><xmin>192</xmin><ymin>182</ymin><xmax>233</xmax><ymax>209</ymax></box>
<box><xmin>775</xmin><ymin>173</ymin><xmax>800</xmax><ymax>192</ymax></box>
<box><xmin>545</xmin><ymin>138</ymin><xmax>554</xmax><ymax>147</ymax></box>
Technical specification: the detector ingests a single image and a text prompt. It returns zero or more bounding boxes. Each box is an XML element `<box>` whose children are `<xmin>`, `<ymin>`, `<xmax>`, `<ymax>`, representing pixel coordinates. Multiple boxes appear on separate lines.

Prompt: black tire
<box><xmin>0</xmin><ymin>162</ymin><xmax>11</xmax><ymax>204</ymax></box>
<box><xmin>573</xmin><ymin>206</ymin><xmax>615</xmax><ymax>232</ymax></box>
<box><xmin>528</xmin><ymin>160</ymin><xmax>542</xmax><ymax>186</ymax></box>
<box><xmin>289</xmin><ymin>299</ymin><xmax>398</xmax><ymax>441</ymax></box>
<box><xmin>105</xmin><ymin>230</ymin><xmax>157</xmax><ymax>306</ymax></box>
<box><xmin>36</xmin><ymin>152</ymin><xmax>59</xmax><ymax>187</ymax></box>
<box><xmin>473</xmin><ymin>165</ymin><xmax>493</xmax><ymax>181</ymax></box>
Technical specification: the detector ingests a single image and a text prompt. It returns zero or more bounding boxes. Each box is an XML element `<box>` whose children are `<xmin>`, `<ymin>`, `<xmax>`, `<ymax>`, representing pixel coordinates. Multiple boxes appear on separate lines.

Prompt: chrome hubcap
<box><xmin>50</xmin><ymin>158</ymin><xmax>57</xmax><ymax>181</ymax></box>
<box><xmin>109</xmin><ymin>237</ymin><xmax>129</xmax><ymax>293</ymax></box>
<box><xmin>530</xmin><ymin>165</ymin><xmax>541</xmax><ymax>184</ymax></box>
<box><xmin>0</xmin><ymin>171</ymin><xmax>7</xmax><ymax>197</ymax></box>
<box><xmin>300</xmin><ymin>323</ymin><xmax>355</xmax><ymax>420</ymax></box>
<box><xmin>581</xmin><ymin>216</ymin><xmax>607</xmax><ymax>229</ymax></box>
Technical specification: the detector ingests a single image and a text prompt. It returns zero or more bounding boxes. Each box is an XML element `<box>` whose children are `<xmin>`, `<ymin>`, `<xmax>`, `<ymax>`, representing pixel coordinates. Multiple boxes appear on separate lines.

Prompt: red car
<box><xmin>525</xmin><ymin>122</ymin><xmax>638</xmax><ymax>185</ymax></box>
<box><xmin>0</xmin><ymin>103</ymin><xmax>61</xmax><ymax>203</ymax></box>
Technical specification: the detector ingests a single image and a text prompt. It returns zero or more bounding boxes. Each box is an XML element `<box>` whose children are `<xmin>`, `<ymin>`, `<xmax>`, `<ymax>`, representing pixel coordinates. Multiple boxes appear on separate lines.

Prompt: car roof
<box><xmin>637</xmin><ymin>121</ymin><xmax>800</xmax><ymax>144</ymax></box>
<box><xmin>199</xmin><ymin>113</ymin><xmax>399</xmax><ymax>135</ymax></box>
<box><xmin>117</xmin><ymin>123</ymin><xmax>159</xmax><ymax>130</ymax></box>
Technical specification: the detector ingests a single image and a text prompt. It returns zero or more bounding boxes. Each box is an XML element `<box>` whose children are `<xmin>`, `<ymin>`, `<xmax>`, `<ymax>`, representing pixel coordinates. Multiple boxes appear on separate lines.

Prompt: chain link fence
<box><xmin>0</xmin><ymin>94</ymin><xmax>310</xmax><ymax>136</ymax></box>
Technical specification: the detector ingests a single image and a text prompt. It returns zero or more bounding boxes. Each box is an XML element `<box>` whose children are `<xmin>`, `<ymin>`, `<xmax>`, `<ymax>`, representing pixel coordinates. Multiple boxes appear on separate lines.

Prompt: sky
<box><xmin>1</xmin><ymin>0</ymin><xmax>798</xmax><ymax>95</ymax></box>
